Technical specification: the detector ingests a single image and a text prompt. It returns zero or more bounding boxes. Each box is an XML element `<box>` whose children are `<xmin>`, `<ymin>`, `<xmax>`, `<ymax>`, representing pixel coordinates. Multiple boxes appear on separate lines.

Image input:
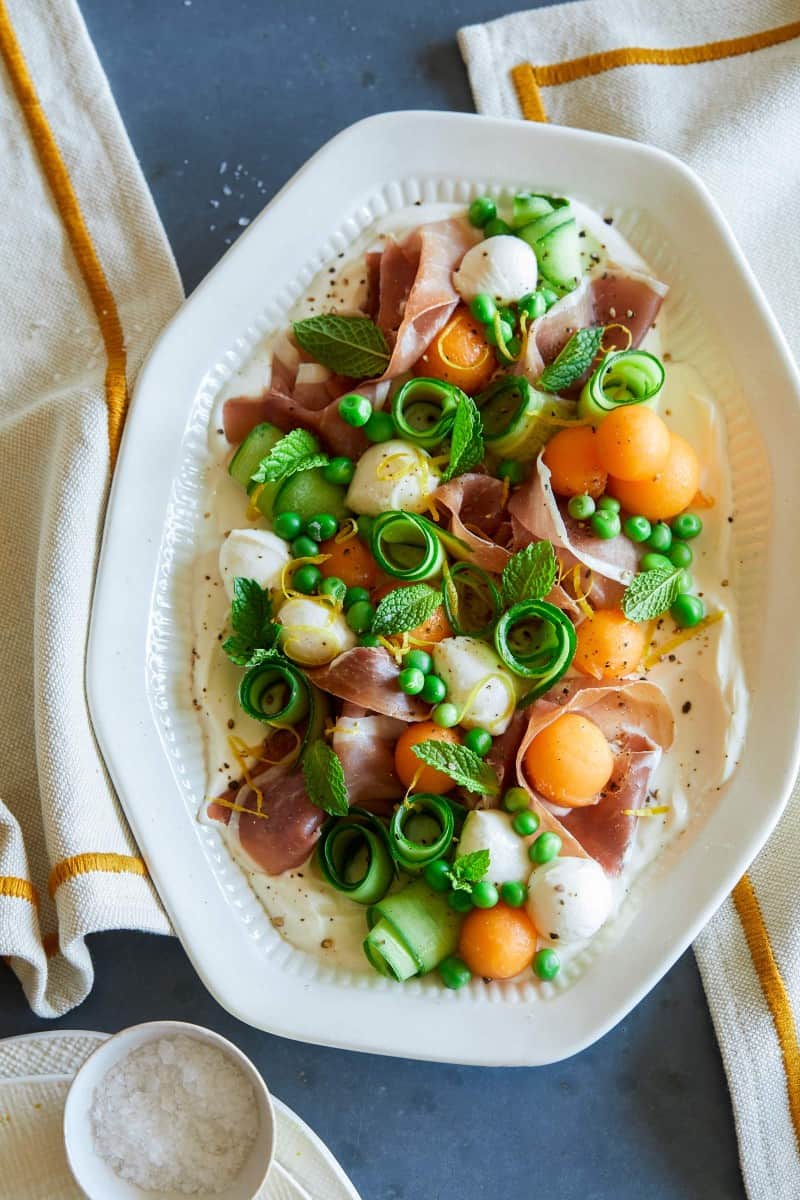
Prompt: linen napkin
<box><xmin>459</xmin><ymin>3</ymin><xmax>800</xmax><ymax>1197</ymax></box>
<box><xmin>0</xmin><ymin>0</ymin><xmax>181</xmax><ymax>1017</ymax></box>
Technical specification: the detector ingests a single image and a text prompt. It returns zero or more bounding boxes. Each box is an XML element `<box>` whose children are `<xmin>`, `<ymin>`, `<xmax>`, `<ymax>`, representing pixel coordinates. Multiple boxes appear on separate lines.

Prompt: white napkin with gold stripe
<box><xmin>0</xmin><ymin>0</ymin><xmax>180</xmax><ymax>1016</ymax></box>
<box><xmin>459</xmin><ymin>3</ymin><xmax>800</xmax><ymax>1197</ymax></box>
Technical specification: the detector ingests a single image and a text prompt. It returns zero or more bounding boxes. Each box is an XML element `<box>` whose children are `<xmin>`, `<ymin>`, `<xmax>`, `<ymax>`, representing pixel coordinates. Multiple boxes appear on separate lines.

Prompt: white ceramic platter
<box><xmin>88</xmin><ymin>112</ymin><xmax>800</xmax><ymax>1065</ymax></box>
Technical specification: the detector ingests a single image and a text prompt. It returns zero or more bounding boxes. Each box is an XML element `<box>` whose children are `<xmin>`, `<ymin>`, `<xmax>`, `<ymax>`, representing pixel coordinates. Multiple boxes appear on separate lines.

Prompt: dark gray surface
<box><xmin>0</xmin><ymin>3</ymin><xmax>745</xmax><ymax>1197</ymax></box>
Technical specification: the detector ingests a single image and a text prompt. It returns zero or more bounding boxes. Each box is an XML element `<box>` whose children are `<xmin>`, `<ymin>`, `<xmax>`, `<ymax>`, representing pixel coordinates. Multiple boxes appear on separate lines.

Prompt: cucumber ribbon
<box><xmin>370</xmin><ymin>511</ymin><xmax>446</xmax><ymax>581</ymax></box>
<box><xmin>477</xmin><ymin>375</ymin><xmax>575</xmax><ymax>461</ymax></box>
<box><xmin>364</xmin><ymin>878</ymin><xmax>462</xmax><ymax>981</ymax></box>
<box><xmin>391</xmin><ymin>377</ymin><xmax>463</xmax><ymax>448</ymax></box>
<box><xmin>494</xmin><ymin>599</ymin><xmax>577</xmax><ymax>706</ymax></box>
<box><xmin>579</xmin><ymin>349</ymin><xmax>665</xmax><ymax>419</ymax></box>
<box><xmin>317</xmin><ymin>808</ymin><xmax>394</xmax><ymax>905</ymax></box>
<box><xmin>442</xmin><ymin>562</ymin><xmax>501</xmax><ymax>638</ymax></box>
<box><xmin>238</xmin><ymin>658</ymin><xmax>326</xmax><ymax>760</ymax></box>
<box><xmin>389</xmin><ymin>793</ymin><xmax>456</xmax><ymax>873</ymax></box>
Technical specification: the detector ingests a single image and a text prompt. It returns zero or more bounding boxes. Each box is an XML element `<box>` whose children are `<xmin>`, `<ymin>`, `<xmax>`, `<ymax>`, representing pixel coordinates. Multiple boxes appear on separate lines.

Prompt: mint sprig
<box><xmin>411</xmin><ymin>741</ymin><xmax>499</xmax><ymax>797</ymax></box>
<box><xmin>442</xmin><ymin>394</ymin><xmax>484</xmax><ymax>482</ymax></box>
<box><xmin>250</xmin><ymin>428</ymin><xmax>329</xmax><ymax>486</ymax></box>
<box><xmin>292</xmin><ymin>315</ymin><xmax>390</xmax><ymax>378</ymax></box>
<box><xmin>222</xmin><ymin>577</ymin><xmax>279</xmax><ymax>665</ymax></box>
<box><xmin>448</xmin><ymin>849</ymin><xmax>490</xmax><ymax>892</ymax></box>
<box><xmin>622</xmin><ymin>566</ymin><xmax>685</xmax><ymax>622</ymax></box>
<box><xmin>371</xmin><ymin>584</ymin><xmax>442</xmax><ymax>638</ymax></box>
<box><xmin>502</xmin><ymin>541</ymin><xmax>556</xmax><ymax>607</ymax></box>
<box><xmin>539</xmin><ymin>326</ymin><xmax>605</xmax><ymax>393</ymax></box>
<box><xmin>302</xmin><ymin>740</ymin><xmax>349</xmax><ymax>817</ymax></box>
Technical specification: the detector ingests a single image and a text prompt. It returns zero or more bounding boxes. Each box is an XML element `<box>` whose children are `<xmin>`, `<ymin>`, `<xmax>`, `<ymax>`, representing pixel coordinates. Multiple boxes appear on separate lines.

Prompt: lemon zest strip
<box><xmin>571</xmin><ymin>564</ymin><xmax>595</xmax><ymax>619</ymax></box>
<box><xmin>209</xmin><ymin>796</ymin><xmax>270</xmax><ymax>821</ymax></box>
<box><xmin>644</xmin><ymin>610</ymin><xmax>725</xmax><ymax>669</ymax></box>
<box><xmin>334</xmin><ymin>518</ymin><xmax>359</xmax><ymax>544</ymax></box>
<box><xmin>247</xmin><ymin>483</ymin><xmax>266</xmax><ymax>521</ymax></box>
<box><xmin>622</xmin><ymin>806</ymin><xmax>671</xmax><ymax>817</ymax></box>
<box><xmin>228</xmin><ymin>736</ymin><xmax>265</xmax><ymax>813</ymax></box>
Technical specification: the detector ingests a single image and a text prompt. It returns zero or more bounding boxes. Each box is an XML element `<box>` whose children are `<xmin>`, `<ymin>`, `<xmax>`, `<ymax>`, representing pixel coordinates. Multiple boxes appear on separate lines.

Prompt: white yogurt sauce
<box><xmin>192</xmin><ymin>200</ymin><xmax>748</xmax><ymax>975</ymax></box>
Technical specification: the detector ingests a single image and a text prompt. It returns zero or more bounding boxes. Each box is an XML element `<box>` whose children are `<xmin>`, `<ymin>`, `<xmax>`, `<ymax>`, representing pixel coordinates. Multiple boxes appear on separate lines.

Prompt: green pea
<box><xmin>668</xmin><ymin>540</ymin><xmax>693</xmax><ymax>568</ymax></box>
<box><xmin>590</xmin><ymin>510</ymin><xmax>621</xmax><ymax>540</ymax></box>
<box><xmin>472</xmin><ymin>880</ymin><xmax>499</xmax><ymax>909</ymax></box>
<box><xmin>597</xmin><ymin>496</ymin><xmax>621</xmax><ymax>513</ymax></box>
<box><xmin>484</xmin><ymin>217</ymin><xmax>511</xmax><ymax>237</ymax></box>
<box><xmin>447</xmin><ymin>890</ymin><xmax>474</xmax><ymax>914</ymax></box>
<box><xmin>359</xmin><ymin>633</ymin><xmax>381</xmax><ymax>647</ymax></box>
<box><xmin>518</xmin><ymin>291</ymin><xmax>547</xmax><ymax>320</ymax></box>
<box><xmin>322</xmin><ymin>456</ymin><xmax>355</xmax><ymax>486</ymax></box>
<box><xmin>432</xmin><ymin>702</ymin><xmax>459</xmax><ymax>729</ymax></box>
<box><xmin>291</xmin><ymin>535</ymin><xmax>319</xmax><ymax>559</ymax></box>
<box><xmin>464</xmin><ymin>728</ymin><xmax>492</xmax><ymax>757</ymax></box>
<box><xmin>364</xmin><ymin>411</ymin><xmax>395</xmax><ymax>443</ymax></box>
<box><xmin>292</xmin><ymin>564</ymin><xmax>322</xmax><ymax>594</ymax></box>
<box><xmin>274</xmin><ymin>511</ymin><xmax>303</xmax><ymax>541</ymax></box>
<box><xmin>567</xmin><ymin>493</ymin><xmax>595</xmax><ymax>520</ymax></box>
<box><xmin>344</xmin><ymin>586</ymin><xmax>370</xmax><ymax>610</ymax></box>
<box><xmin>497</xmin><ymin>459</ymin><xmax>526</xmax><ymax>485</ymax></box>
<box><xmin>469</xmin><ymin>292</ymin><xmax>497</xmax><ymax>324</ymax></box>
<box><xmin>485</xmin><ymin>319</ymin><xmax>514</xmax><ymax>348</ymax></box>
<box><xmin>512</xmin><ymin>810</ymin><xmax>540</xmax><ymax>837</ymax></box>
<box><xmin>305</xmin><ymin>512</ymin><xmax>338</xmax><ymax>543</ymax></box>
<box><xmin>345</xmin><ymin>600</ymin><xmax>375</xmax><ymax>634</ymax></box>
<box><xmin>533</xmin><ymin>948</ymin><xmax>560</xmax><ymax>981</ymax></box>
<box><xmin>540</xmin><ymin>288</ymin><xmax>559</xmax><ymax>309</ymax></box>
<box><xmin>423</xmin><ymin>859</ymin><xmax>452</xmax><ymax>893</ymax></box>
<box><xmin>421</xmin><ymin>673</ymin><xmax>447</xmax><ymax>704</ymax></box>
<box><xmin>403</xmin><ymin>648</ymin><xmax>432</xmax><ymax>675</ymax></box>
<box><xmin>502</xmin><ymin>787</ymin><xmax>530</xmax><ymax>813</ymax></box>
<box><xmin>670</xmin><ymin>593</ymin><xmax>704</xmax><ymax>628</ymax></box>
<box><xmin>529</xmin><ymin>831</ymin><xmax>562</xmax><ymax>864</ymax></box>
<box><xmin>500</xmin><ymin>881</ymin><xmax>528</xmax><ymax>908</ymax></box>
<box><xmin>468</xmin><ymin>196</ymin><xmax>496</xmax><ymax>228</ymax></box>
<box><xmin>647</xmin><ymin>522</ymin><xmax>673</xmax><ymax>553</ymax></box>
<box><xmin>640</xmin><ymin>551</ymin><xmax>672</xmax><ymax>572</ymax></box>
<box><xmin>671</xmin><ymin>512</ymin><xmax>702</xmax><ymax>540</ymax></box>
<box><xmin>439</xmin><ymin>955</ymin><xmax>473</xmax><ymax>989</ymax></box>
<box><xmin>677</xmin><ymin>570</ymin><xmax>694</xmax><ymax>594</ymax></box>
<box><xmin>319</xmin><ymin>576</ymin><xmax>346</xmax><ymax>604</ymax></box>
<box><xmin>338</xmin><ymin>392</ymin><xmax>372</xmax><ymax>428</ymax></box>
<box><xmin>398</xmin><ymin>666</ymin><xmax>425</xmax><ymax>696</ymax></box>
<box><xmin>623</xmin><ymin>515</ymin><xmax>652</xmax><ymax>543</ymax></box>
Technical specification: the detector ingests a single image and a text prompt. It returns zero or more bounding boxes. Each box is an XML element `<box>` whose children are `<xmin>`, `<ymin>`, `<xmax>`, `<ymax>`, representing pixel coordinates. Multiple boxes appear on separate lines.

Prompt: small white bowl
<box><xmin>63</xmin><ymin>1020</ymin><xmax>275</xmax><ymax>1200</ymax></box>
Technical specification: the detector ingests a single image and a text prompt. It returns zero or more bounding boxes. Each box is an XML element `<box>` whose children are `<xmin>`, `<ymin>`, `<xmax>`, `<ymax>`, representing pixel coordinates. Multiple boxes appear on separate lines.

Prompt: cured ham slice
<box><xmin>518</xmin><ymin>267</ymin><xmax>668</xmax><ymax>382</ymax></box>
<box><xmin>332</xmin><ymin>703</ymin><xmax>405</xmax><ymax>814</ymax></box>
<box><xmin>307</xmin><ymin>646</ymin><xmax>429</xmax><ymax>721</ymax></box>
<box><xmin>207</xmin><ymin>764</ymin><xmax>324</xmax><ymax>876</ymax></box>
<box><xmin>433</xmin><ymin>473</ymin><xmax>512</xmax><ymax>574</ymax></box>
<box><xmin>514</xmin><ymin>679</ymin><xmax>674</xmax><ymax>875</ymax></box>
<box><xmin>376</xmin><ymin>217</ymin><xmax>481</xmax><ymax>378</ymax></box>
<box><xmin>509</xmin><ymin>453</ymin><xmax>638</xmax><ymax>591</ymax></box>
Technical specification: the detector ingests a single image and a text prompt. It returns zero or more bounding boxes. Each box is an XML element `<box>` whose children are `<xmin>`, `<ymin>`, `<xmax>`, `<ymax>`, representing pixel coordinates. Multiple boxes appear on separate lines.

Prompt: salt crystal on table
<box><xmin>90</xmin><ymin>1034</ymin><xmax>258</xmax><ymax>1195</ymax></box>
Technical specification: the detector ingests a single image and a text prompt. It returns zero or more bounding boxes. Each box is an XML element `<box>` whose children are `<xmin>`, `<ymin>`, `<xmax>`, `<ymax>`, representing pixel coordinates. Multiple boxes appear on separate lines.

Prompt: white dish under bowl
<box><xmin>87</xmin><ymin>111</ymin><xmax>800</xmax><ymax>1065</ymax></box>
<box><xmin>63</xmin><ymin>1020</ymin><xmax>275</xmax><ymax>1199</ymax></box>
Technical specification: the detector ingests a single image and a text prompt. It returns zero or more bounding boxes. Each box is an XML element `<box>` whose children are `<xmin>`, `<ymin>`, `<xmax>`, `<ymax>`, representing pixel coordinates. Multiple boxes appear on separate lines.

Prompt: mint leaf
<box><xmin>250</xmin><ymin>428</ymin><xmax>328</xmax><ymax>485</ymax></box>
<box><xmin>502</xmin><ymin>541</ymin><xmax>556</xmax><ymax>607</ymax></box>
<box><xmin>223</xmin><ymin>577</ymin><xmax>278</xmax><ymax>665</ymax></box>
<box><xmin>411</xmin><ymin>741</ymin><xmax>499</xmax><ymax>797</ymax></box>
<box><xmin>371</xmin><ymin>584</ymin><xmax>442</xmax><ymax>638</ymax></box>
<box><xmin>442</xmin><ymin>395</ymin><xmax>484</xmax><ymax>482</ymax></box>
<box><xmin>449</xmin><ymin>849</ymin><xmax>490</xmax><ymax>892</ymax></box>
<box><xmin>302</xmin><ymin>740</ymin><xmax>349</xmax><ymax>817</ymax></box>
<box><xmin>539</xmin><ymin>326</ymin><xmax>604</xmax><ymax>393</ymax></box>
<box><xmin>622</xmin><ymin>566</ymin><xmax>685</xmax><ymax>622</ymax></box>
<box><xmin>292</xmin><ymin>315</ymin><xmax>390</xmax><ymax>378</ymax></box>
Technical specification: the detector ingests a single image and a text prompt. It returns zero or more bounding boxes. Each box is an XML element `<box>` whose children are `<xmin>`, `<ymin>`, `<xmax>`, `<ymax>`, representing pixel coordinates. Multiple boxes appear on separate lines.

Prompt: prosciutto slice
<box><xmin>510</xmin><ymin>453</ymin><xmax>638</xmax><ymax>596</ymax></box>
<box><xmin>307</xmin><ymin>646</ymin><xmax>429</xmax><ymax>721</ymax></box>
<box><xmin>518</xmin><ymin>266</ymin><xmax>668</xmax><ymax>382</ymax></box>
<box><xmin>207</xmin><ymin>763</ymin><xmax>324</xmax><ymax>876</ymax></box>
<box><xmin>514</xmin><ymin>678</ymin><xmax>674</xmax><ymax>875</ymax></box>
<box><xmin>433</xmin><ymin>473</ymin><xmax>512</xmax><ymax>574</ymax></box>
<box><xmin>376</xmin><ymin>217</ymin><xmax>481</xmax><ymax>378</ymax></box>
<box><xmin>332</xmin><ymin>703</ymin><xmax>405</xmax><ymax>814</ymax></box>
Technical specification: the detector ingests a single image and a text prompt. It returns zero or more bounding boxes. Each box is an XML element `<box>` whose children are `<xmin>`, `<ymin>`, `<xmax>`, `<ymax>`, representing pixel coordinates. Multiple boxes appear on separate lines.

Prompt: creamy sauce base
<box><xmin>192</xmin><ymin>201</ymin><xmax>749</xmax><ymax>975</ymax></box>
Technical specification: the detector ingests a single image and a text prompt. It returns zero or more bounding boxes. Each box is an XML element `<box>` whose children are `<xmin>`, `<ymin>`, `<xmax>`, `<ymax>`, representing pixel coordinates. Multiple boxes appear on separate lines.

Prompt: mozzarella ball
<box><xmin>432</xmin><ymin>637</ymin><xmax>517</xmax><ymax>735</ymax></box>
<box><xmin>526</xmin><ymin>857</ymin><xmax>613</xmax><ymax>945</ymax></box>
<box><xmin>453</xmin><ymin>236</ymin><xmax>539</xmax><ymax>306</ymax></box>
<box><xmin>276</xmin><ymin>597</ymin><xmax>356</xmax><ymax>666</ymax></box>
<box><xmin>457</xmin><ymin>810</ymin><xmax>532</xmax><ymax>884</ymax></box>
<box><xmin>219</xmin><ymin>529</ymin><xmax>291</xmax><ymax>600</ymax></box>
<box><xmin>345</xmin><ymin>439</ymin><xmax>440</xmax><ymax>516</ymax></box>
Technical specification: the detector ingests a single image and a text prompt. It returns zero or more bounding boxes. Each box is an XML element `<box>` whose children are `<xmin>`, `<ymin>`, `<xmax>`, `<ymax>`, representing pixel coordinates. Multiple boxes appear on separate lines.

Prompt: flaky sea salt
<box><xmin>90</xmin><ymin>1035</ymin><xmax>258</xmax><ymax>1195</ymax></box>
